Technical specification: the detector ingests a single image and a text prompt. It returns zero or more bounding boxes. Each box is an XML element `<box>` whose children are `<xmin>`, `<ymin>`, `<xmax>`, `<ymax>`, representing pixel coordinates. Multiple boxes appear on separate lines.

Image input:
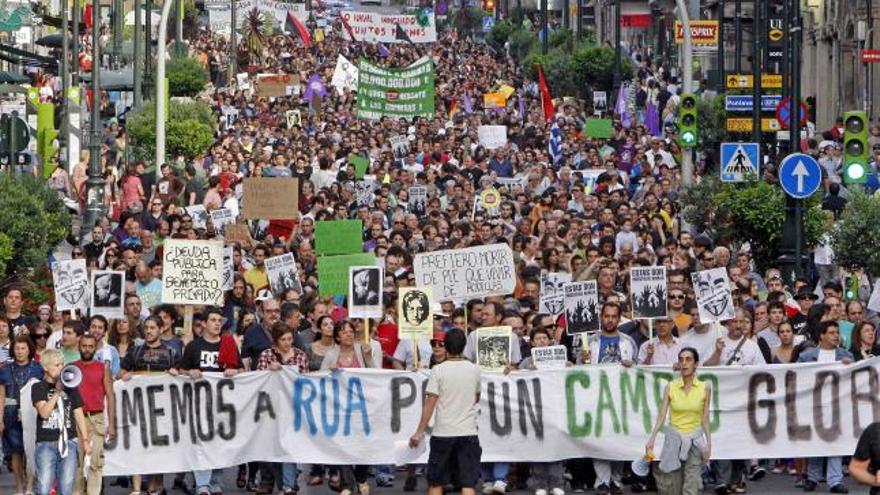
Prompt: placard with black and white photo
<box><xmin>563</xmin><ymin>280</ymin><xmax>600</xmax><ymax>335</ymax></box>
<box><xmin>89</xmin><ymin>270</ymin><xmax>124</xmax><ymax>319</ymax></box>
<box><xmin>691</xmin><ymin>268</ymin><xmax>736</xmax><ymax>324</ymax></box>
<box><xmin>540</xmin><ymin>271</ymin><xmax>572</xmax><ymax>317</ymax></box>
<box><xmin>408</xmin><ymin>186</ymin><xmax>427</xmax><ymax>217</ymax></box>
<box><xmin>222</xmin><ymin>246</ymin><xmax>234</xmax><ymax>291</ymax></box>
<box><xmin>476</xmin><ymin>326</ymin><xmax>513</xmax><ymax>372</ymax></box>
<box><xmin>53</xmin><ymin>259</ymin><xmax>89</xmax><ymax>313</ymax></box>
<box><xmin>265</xmin><ymin>253</ymin><xmax>302</xmax><ymax>297</ymax></box>
<box><xmin>630</xmin><ymin>266</ymin><xmax>668</xmax><ymax>319</ymax></box>
<box><xmin>348</xmin><ymin>266</ymin><xmax>383</xmax><ymax>318</ymax></box>
<box><xmin>355</xmin><ymin>176</ymin><xmax>377</xmax><ymax>207</ymax></box>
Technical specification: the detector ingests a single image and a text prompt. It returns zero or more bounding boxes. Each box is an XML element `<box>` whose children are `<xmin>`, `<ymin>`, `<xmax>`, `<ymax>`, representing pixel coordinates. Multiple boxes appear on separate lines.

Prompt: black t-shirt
<box><xmin>854</xmin><ymin>422</ymin><xmax>880</xmax><ymax>494</ymax></box>
<box><xmin>31</xmin><ymin>380</ymin><xmax>83</xmax><ymax>443</ymax></box>
<box><xmin>7</xmin><ymin>313</ymin><xmax>34</xmax><ymax>332</ymax></box>
<box><xmin>121</xmin><ymin>342</ymin><xmax>179</xmax><ymax>373</ymax></box>
<box><xmin>180</xmin><ymin>337</ymin><xmax>240</xmax><ymax>372</ymax></box>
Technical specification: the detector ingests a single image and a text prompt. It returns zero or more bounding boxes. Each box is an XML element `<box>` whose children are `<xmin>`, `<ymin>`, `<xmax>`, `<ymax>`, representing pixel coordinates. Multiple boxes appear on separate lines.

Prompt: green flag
<box><xmin>349</xmin><ymin>154</ymin><xmax>369</xmax><ymax>179</ymax></box>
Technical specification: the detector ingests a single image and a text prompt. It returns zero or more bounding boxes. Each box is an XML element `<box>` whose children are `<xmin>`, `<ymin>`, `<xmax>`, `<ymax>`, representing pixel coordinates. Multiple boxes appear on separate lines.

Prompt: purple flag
<box><xmin>303</xmin><ymin>74</ymin><xmax>327</xmax><ymax>101</ymax></box>
<box><xmin>463</xmin><ymin>93</ymin><xmax>473</xmax><ymax>114</ymax></box>
<box><xmin>615</xmin><ymin>83</ymin><xmax>631</xmax><ymax>129</ymax></box>
<box><xmin>518</xmin><ymin>95</ymin><xmax>526</xmax><ymax>117</ymax></box>
<box><xmin>645</xmin><ymin>101</ymin><xmax>661</xmax><ymax>136</ymax></box>
<box><xmin>377</xmin><ymin>43</ymin><xmax>390</xmax><ymax>57</ymax></box>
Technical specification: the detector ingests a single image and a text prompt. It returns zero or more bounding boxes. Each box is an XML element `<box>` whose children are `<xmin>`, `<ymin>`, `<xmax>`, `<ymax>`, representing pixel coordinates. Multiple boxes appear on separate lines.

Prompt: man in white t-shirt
<box><xmin>797</xmin><ymin>321</ymin><xmax>853</xmax><ymax>493</ymax></box>
<box><xmin>409</xmin><ymin>329</ymin><xmax>482</xmax><ymax>495</ymax></box>
<box><xmin>680</xmin><ymin>310</ymin><xmax>727</xmax><ymax>366</ymax></box>
<box><xmin>703</xmin><ymin>308</ymin><xmax>765</xmax><ymax>367</ymax></box>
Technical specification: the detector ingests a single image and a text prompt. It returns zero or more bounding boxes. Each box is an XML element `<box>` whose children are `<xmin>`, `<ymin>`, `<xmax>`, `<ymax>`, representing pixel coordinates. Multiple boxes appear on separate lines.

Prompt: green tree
<box><xmin>453</xmin><ymin>8</ymin><xmax>484</xmax><ymax>37</ymax></box>
<box><xmin>697</xmin><ymin>94</ymin><xmax>730</xmax><ymax>166</ymax></box>
<box><xmin>488</xmin><ymin>19</ymin><xmax>516</xmax><ymax>52</ymax></box>
<box><xmin>127</xmin><ymin>100</ymin><xmax>216</xmax><ymax>162</ymax></box>
<box><xmin>165</xmin><ymin>56</ymin><xmax>209</xmax><ymax>97</ymax></box>
<box><xmin>830</xmin><ymin>191</ymin><xmax>880</xmax><ymax>275</ymax></box>
<box><xmin>0</xmin><ymin>174</ymin><xmax>71</xmax><ymax>278</ymax></box>
<box><xmin>571</xmin><ymin>45</ymin><xmax>633</xmax><ymax>91</ymax></box>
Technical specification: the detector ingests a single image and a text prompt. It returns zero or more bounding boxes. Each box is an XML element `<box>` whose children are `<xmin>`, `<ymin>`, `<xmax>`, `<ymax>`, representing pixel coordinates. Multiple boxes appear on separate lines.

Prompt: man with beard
<box><xmin>72</xmin><ymin>333</ymin><xmax>116</xmax><ymax>495</ymax></box>
<box><xmin>243</xmin><ymin>297</ymin><xmax>282</xmax><ymax>370</ymax></box>
<box><xmin>244</xmin><ymin>244</ymin><xmax>270</xmax><ymax>293</ymax></box>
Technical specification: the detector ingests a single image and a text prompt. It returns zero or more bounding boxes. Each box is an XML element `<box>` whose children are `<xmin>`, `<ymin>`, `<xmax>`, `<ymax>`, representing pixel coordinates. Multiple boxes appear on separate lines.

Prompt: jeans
<box><xmin>274</xmin><ymin>463</ymin><xmax>299</xmax><ymax>490</ymax></box>
<box><xmin>194</xmin><ymin>469</ymin><xmax>222</xmax><ymax>492</ymax></box>
<box><xmin>35</xmin><ymin>440</ymin><xmax>79</xmax><ymax>495</ymax></box>
<box><xmin>807</xmin><ymin>456</ymin><xmax>843</xmax><ymax>487</ymax></box>
<box><xmin>481</xmin><ymin>462</ymin><xmax>509</xmax><ymax>483</ymax></box>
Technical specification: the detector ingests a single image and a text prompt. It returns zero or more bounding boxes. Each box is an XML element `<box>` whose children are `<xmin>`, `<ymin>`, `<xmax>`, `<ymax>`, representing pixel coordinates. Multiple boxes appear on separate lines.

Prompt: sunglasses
<box><xmin>669</xmin><ymin>294</ymin><xmax>685</xmax><ymax>300</ymax></box>
<box><xmin>72</xmin><ymin>251</ymin><xmax>83</xmax><ymax>256</ymax></box>
<box><xmin>431</xmin><ymin>340</ymin><xmax>445</xmax><ymax>347</ymax></box>
<box><xmin>34</xmin><ymin>333</ymin><xmax>48</xmax><ymax>339</ymax></box>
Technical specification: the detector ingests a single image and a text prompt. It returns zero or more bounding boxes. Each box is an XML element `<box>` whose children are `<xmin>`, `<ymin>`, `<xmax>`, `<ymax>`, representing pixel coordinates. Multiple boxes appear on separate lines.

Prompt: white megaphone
<box><xmin>631</xmin><ymin>455</ymin><xmax>652</xmax><ymax>477</ymax></box>
<box><xmin>60</xmin><ymin>364</ymin><xmax>82</xmax><ymax>388</ymax></box>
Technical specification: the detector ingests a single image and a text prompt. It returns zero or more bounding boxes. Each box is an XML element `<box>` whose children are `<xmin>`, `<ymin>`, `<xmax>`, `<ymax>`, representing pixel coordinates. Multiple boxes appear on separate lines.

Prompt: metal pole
<box><xmin>83</xmin><ymin>0</ymin><xmax>106</xmax><ymax>238</ymax></box>
<box><xmin>751</xmin><ymin>0</ymin><xmax>761</xmax><ymax>142</ymax></box>
<box><xmin>61</xmin><ymin>0</ymin><xmax>69</xmax><ymax>163</ymax></box>
<box><xmin>72</xmin><ymin>0</ymin><xmax>80</xmax><ymax>86</ymax></box>
<box><xmin>790</xmin><ymin>0</ymin><xmax>802</xmax><ymax>276</ymax></box>
<box><xmin>229</xmin><ymin>0</ymin><xmax>237</xmax><ymax>85</ymax></box>
<box><xmin>177</xmin><ymin>0</ymin><xmax>184</xmax><ymax>44</ymax></box>
<box><xmin>144</xmin><ymin>0</ymin><xmax>153</xmax><ymax>100</ymax></box>
<box><xmin>576</xmin><ymin>0</ymin><xmax>582</xmax><ymax>40</ymax></box>
<box><xmin>541</xmin><ymin>0</ymin><xmax>548</xmax><ymax>54</ymax></box>
<box><xmin>734</xmin><ymin>0</ymin><xmax>741</xmax><ymax>73</ymax></box>
<box><xmin>613</xmin><ymin>0</ymin><xmax>620</xmax><ymax>90</ymax></box>
<box><xmin>718</xmin><ymin>0</ymin><xmax>724</xmax><ymax>89</ymax></box>
<box><xmin>780</xmin><ymin>0</ymin><xmax>789</xmax><ymax>155</ymax></box>
<box><xmin>134</xmin><ymin>0</ymin><xmax>143</xmax><ymax>108</ymax></box>
<box><xmin>563</xmin><ymin>0</ymin><xmax>569</xmax><ymax>31</ymax></box>
<box><xmin>113</xmin><ymin>0</ymin><xmax>123</xmax><ymax>68</ymax></box>
<box><xmin>675</xmin><ymin>0</ymin><xmax>694</xmax><ymax>184</ymax></box>
<box><xmin>156</xmin><ymin>0</ymin><xmax>176</xmax><ymax>170</ymax></box>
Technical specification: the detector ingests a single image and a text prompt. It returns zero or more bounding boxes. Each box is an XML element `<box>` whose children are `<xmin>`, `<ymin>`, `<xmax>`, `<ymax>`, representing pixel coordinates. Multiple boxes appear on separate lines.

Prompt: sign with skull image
<box><xmin>540</xmin><ymin>271</ymin><xmax>572</xmax><ymax>317</ymax></box>
<box><xmin>691</xmin><ymin>268</ymin><xmax>736</xmax><ymax>324</ymax></box>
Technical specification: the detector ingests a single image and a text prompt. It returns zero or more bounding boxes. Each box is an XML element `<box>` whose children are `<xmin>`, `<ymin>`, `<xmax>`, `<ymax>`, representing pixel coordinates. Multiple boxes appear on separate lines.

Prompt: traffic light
<box><xmin>483</xmin><ymin>0</ymin><xmax>495</xmax><ymax>14</ymax></box>
<box><xmin>843</xmin><ymin>110</ymin><xmax>869</xmax><ymax>184</ymax></box>
<box><xmin>678</xmin><ymin>94</ymin><xmax>698</xmax><ymax>148</ymax></box>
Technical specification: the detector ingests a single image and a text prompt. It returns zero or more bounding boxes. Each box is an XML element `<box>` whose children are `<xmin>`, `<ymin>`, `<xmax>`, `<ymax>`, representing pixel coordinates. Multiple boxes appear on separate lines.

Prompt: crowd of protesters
<box><xmin>6</xmin><ymin>5</ymin><xmax>880</xmax><ymax>495</ymax></box>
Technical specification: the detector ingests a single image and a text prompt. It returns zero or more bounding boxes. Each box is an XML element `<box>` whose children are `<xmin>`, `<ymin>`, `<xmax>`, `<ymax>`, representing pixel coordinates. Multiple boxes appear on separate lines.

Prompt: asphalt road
<box><xmin>0</xmin><ymin>467</ymin><xmax>871</xmax><ymax>494</ymax></box>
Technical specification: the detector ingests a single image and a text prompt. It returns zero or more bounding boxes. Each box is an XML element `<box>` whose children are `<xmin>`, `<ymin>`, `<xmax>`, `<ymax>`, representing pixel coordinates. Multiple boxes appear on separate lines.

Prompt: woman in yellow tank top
<box><xmin>644</xmin><ymin>347</ymin><xmax>712</xmax><ymax>495</ymax></box>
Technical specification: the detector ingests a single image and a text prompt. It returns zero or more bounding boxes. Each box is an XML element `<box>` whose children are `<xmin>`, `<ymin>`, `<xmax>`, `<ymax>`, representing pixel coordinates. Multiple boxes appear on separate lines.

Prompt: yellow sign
<box><xmin>769</xmin><ymin>29</ymin><xmax>783</xmax><ymax>42</ymax></box>
<box><xmin>480</xmin><ymin>187</ymin><xmax>502</xmax><ymax>210</ymax></box>
<box><xmin>498</xmin><ymin>84</ymin><xmax>515</xmax><ymax>99</ymax></box>
<box><xmin>726</xmin><ymin>118</ymin><xmax>781</xmax><ymax>132</ymax></box>
<box><xmin>726</xmin><ymin>74</ymin><xmax>783</xmax><ymax>89</ymax></box>
<box><xmin>483</xmin><ymin>92</ymin><xmax>506</xmax><ymax>109</ymax></box>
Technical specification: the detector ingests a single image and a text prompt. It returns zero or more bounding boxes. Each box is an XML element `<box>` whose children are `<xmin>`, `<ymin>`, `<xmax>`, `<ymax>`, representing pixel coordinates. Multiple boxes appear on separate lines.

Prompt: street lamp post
<box><xmin>60</xmin><ymin>0</ymin><xmax>69</xmax><ymax>165</ymax></box>
<box><xmin>82</xmin><ymin>0</ymin><xmax>106</xmax><ymax>238</ymax></box>
<box><xmin>751</xmin><ymin>0</ymin><xmax>762</xmax><ymax>143</ymax></box>
<box><xmin>156</xmin><ymin>0</ymin><xmax>177</xmax><ymax>170</ymax></box>
<box><xmin>72</xmin><ymin>0</ymin><xmax>80</xmax><ymax>86</ymax></box>
<box><xmin>113</xmin><ymin>0</ymin><xmax>123</xmax><ymax>68</ymax></box>
<box><xmin>613</xmin><ymin>0</ymin><xmax>620</xmax><ymax>92</ymax></box>
<box><xmin>144</xmin><ymin>0</ymin><xmax>153</xmax><ymax>100</ymax></box>
<box><xmin>674</xmin><ymin>0</ymin><xmax>694</xmax><ymax>184</ymax></box>
<box><xmin>228</xmin><ymin>0</ymin><xmax>237</xmax><ymax>85</ymax></box>
<box><xmin>134</xmin><ymin>0</ymin><xmax>143</xmax><ymax>108</ymax></box>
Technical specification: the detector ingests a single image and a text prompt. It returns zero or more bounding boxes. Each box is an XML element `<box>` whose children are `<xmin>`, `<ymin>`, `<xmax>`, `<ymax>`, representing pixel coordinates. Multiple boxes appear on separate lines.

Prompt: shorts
<box><xmin>426</xmin><ymin>435</ymin><xmax>481</xmax><ymax>488</ymax></box>
<box><xmin>2</xmin><ymin>405</ymin><xmax>24</xmax><ymax>454</ymax></box>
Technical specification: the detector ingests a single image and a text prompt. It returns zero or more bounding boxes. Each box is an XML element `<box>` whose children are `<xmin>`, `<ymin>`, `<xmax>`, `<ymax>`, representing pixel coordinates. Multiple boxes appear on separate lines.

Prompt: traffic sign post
<box><xmin>720</xmin><ymin>142</ymin><xmax>760</xmax><ymax>182</ymax></box>
<box><xmin>779</xmin><ymin>153</ymin><xmax>821</xmax><ymax>199</ymax></box>
<box><xmin>775</xmin><ymin>97</ymin><xmax>808</xmax><ymax>129</ymax></box>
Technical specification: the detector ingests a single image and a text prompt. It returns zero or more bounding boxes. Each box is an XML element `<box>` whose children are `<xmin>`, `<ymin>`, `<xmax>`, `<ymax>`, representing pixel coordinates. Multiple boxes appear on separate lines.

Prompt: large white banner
<box><xmin>206</xmin><ymin>0</ymin><xmax>305</xmax><ymax>31</ymax></box>
<box><xmin>90</xmin><ymin>359</ymin><xmax>880</xmax><ymax>475</ymax></box>
<box><xmin>412</xmin><ymin>243</ymin><xmax>516</xmax><ymax>301</ymax></box>
<box><xmin>339</xmin><ymin>11</ymin><xmax>437</xmax><ymax>43</ymax></box>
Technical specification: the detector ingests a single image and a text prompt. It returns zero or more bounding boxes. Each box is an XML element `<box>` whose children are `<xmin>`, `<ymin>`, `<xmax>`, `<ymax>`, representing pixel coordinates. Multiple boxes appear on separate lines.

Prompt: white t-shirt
<box><xmin>425</xmin><ymin>359</ymin><xmax>481</xmax><ymax>437</ymax></box>
<box><xmin>680</xmin><ymin>327</ymin><xmax>727</xmax><ymax>366</ymax></box>
<box><xmin>719</xmin><ymin>335</ymin><xmax>766</xmax><ymax>366</ymax></box>
<box><xmin>817</xmin><ymin>348</ymin><xmax>837</xmax><ymax>363</ymax></box>
<box><xmin>393</xmin><ymin>339</ymin><xmax>434</xmax><ymax>369</ymax></box>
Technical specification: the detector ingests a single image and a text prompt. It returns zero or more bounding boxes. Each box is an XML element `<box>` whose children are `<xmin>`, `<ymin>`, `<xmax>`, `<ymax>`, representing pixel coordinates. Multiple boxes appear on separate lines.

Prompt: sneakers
<box><xmin>535</xmin><ymin>489</ymin><xmax>548</xmax><ymax>495</ymax></box>
<box><xmin>714</xmin><ymin>483</ymin><xmax>729</xmax><ymax>495</ymax></box>
<box><xmin>595</xmin><ymin>484</ymin><xmax>610</xmax><ymax>495</ymax></box>
<box><xmin>802</xmin><ymin>479</ymin><xmax>817</xmax><ymax>492</ymax></box>
<box><xmin>551</xmin><ymin>488</ymin><xmax>565</xmax><ymax>495</ymax></box>
<box><xmin>492</xmin><ymin>480</ymin><xmax>507</xmax><ymax>494</ymax></box>
<box><xmin>196</xmin><ymin>488</ymin><xmax>211</xmax><ymax>495</ymax></box>
<box><xmin>829</xmin><ymin>485</ymin><xmax>849</xmax><ymax>494</ymax></box>
<box><xmin>481</xmin><ymin>482</ymin><xmax>494</xmax><ymax>495</ymax></box>
<box><xmin>748</xmin><ymin>465</ymin><xmax>766</xmax><ymax>481</ymax></box>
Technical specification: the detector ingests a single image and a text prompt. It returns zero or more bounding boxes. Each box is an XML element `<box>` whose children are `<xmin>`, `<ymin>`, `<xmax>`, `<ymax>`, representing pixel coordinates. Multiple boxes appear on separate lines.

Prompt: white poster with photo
<box><xmin>540</xmin><ymin>271</ymin><xmax>571</xmax><ymax>317</ymax></box>
<box><xmin>210</xmin><ymin>208</ymin><xmax>236</xmax><ymax>235</ymax></box>
<box><xmin>630</xmin><ymin>266</ymin><xmax>668</xmax><ymax>319</ymax></box>
<box><xmin>162</xmin><ymin>240</ymin><xmax>225</xmax><ymax>306</ymax></box>
<box><xmin>331</xmin><ymin>55</ymin><xmax>359</xmax><ymax>95</ymax></box>
<box><xmin>593</xmin><ymin>90</ymin><xmax>607</xmax><ymax>115</ymax></box>
<box><xmin>398</xmin><ymin>287</ymin><xmax>433</xmax><ymax>340</ymax></box>
<box><xmin>53</xmin><ymin>259</ymin><xmax>89</xmax><ymax>313</ymax></box>
<box><xmin>185</xmin><ymin>205</ymin><xmax>209</xmax><ymax>230</ymax></box>
<box><xmin>478</xmin><ymin>125</ymin><xmax>508</xmax><ymax>150</ymax></box>
<box><xmin>266</xmin><ymin>253</ymin><xmax>302</xmax><ymax>297</ymax></box>
<box><xmin>531</xmin><ymin>345</ymin><xmax>568</xmax><ymax>370</ymax></box>
<box><xmin>691</xmin><ymin>268</ymin><xmax>736</xmax><ymax>324</ymax></box>
<box><xmin>408</xmin><ymin>185</ymin><xmax>427</xmax><ymax>217</ymax></box>
<box><xmin>90</xmin><ymin>270</ymin><xmax>125</xmax><ymax>319</ymax></box>
<box><xmin>348</xmin><ymin>266</ymin><xmax>383</xmax><ymax>318</ymax></box>
<box><xmin>476</xmin><ymin>326</ymin><xmax>512</xmax><ymax>372</ymax></box>
<box><xmin>390</xmin><ymin>135</ymin><xmax>410</xmax><ymax>160</ymax></box>
<box><xmin>563</xmin><ymin>280</ymin><xmax>600</xmax><ymax>335</ymax></box>
<box><xmin>223</xmin><ymin>246</ymin><xmax>235</xmax><ymax>291</ymax></box>
<box><xmin>355</xmin><ymin>176</ymin><xmax>377</xmax><ymax>207</ymax></box>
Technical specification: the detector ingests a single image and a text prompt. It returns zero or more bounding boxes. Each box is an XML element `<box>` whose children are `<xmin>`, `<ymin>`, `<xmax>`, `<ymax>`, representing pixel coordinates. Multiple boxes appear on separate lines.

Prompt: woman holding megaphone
<box><xmin>644</xmin><ymin>347</ymin><xmax>712</xmax><ymax>495</ymax></box>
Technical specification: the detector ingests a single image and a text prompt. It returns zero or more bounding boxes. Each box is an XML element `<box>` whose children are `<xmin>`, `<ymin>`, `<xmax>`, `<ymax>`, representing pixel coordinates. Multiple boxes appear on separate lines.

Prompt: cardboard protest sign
<box><xmin>564</xmin><ymin>280</ymin><xmax>600</xmax><ymax>335</ymax></box>
<box><xmin>89</xmin><ymin>270</ymin><xmax>124</xmax><ymax>319</ymax></box>
<box><xmin>349</xmin><ymin>266</ymin><xmax>383</xmax><ymax>318</ymax></box>
<box><xmin>255</xmin><ymin>73</ymin><xmax>294</xmax><ymax>98</ymax></box>
<box><xmin>398</xmin><ymin>287</ymin><xmax>433</xmax><ymax>340</ymax></box>
<box><xmin>266</xmin><ymin>252</ymin><xmax>302</xmax><ymax>296</ymax></box>
<box><xmin>222</xmin><ymin>246</ymin><xmax>234</xmax><ymax>291</ymax></box>
<box><xmin>224</xmin><ymin>224</ymin><xmax>252</xmax><ymax>246</ymax></box>
<box><xmin>185</xmin><ymin>205</ymin><xmax>209</xmax><ymax>230</ymax></box>
<box><xmin>408</xmin><ymin>186</ymin><xmax>427</xmax><ymax>217</ymax></box>
<box><xmin>315</xmin><ymin>220</ymin><xmax>363</xmax><ymax>256</ymax></box>
<box><xmin>531</xmin><ymin>345</ymin><xmax>568</xmax><ymax>370</ymax></box>
<box><xmin>331</xmin><ymin>55</ymin><xmax>359</xmax><ymax>95</ymax></box>
<box><xmin>349</xmin><ymin>154</ymin><xmax>369</xmax><ymax>179</ymax></box>
<box><xmin>478</xmin><ymin>125</ymin><xmax>508</xmax><ymax>150</ymax></box>
<box><xmin>210</xmin><ymin>207</ymin><xmax>236</xmax><ymax>235</ymax></box>
<box><xmin>161</xmin><ymin>239</ymin><xmax>225</xmax><ymax>306</ymax></box>
<box><xmin>413</xmin><ymin>243</ymin><xmax>516</xmax><ymax>301</ymax></box>
<box><xmin>356</xmin><ymin>56</ymin><xmax>435</xmax><ymax>120</ymax></box>
<box><xmin>585</xmin><ymin>119</ymin><xmax>613</xmax><ymax>139</ymax></box>
<box><xmin>691</xmin><ymin>268</ymin><xmax>736</xmax><ymax>324</ymax></box>
<box><xmin>339</xmin><ymin>11</ymin><xmax>437</xmax><ymax>43</ymax></box>
<box><xmin>242</xmin><ymin>177</ymin><xmax>299</xmax><ymax>219</ymax></box>
<box><xmin>630</xmin><ymin>267</ymin><xmax>668</xmax><ymax>319</ymax></box>
<box><xmin>53</xmin><ymin>259</ymin><xmax>89</xmax><ymax>312</ymax></box>
<box><xmin>476</xmin><ymin>326</ymin><xmax>512</xmax><ymax>372</ymax></box>
<box><xmin>540</xmin><ymin>271</ymin><xmax>572</xmax><ymax>317</ymax></box>
<box><xmin>318</xmin><ymin>253</ymin><xmax>376</xmax><ymax>297</ymax></box>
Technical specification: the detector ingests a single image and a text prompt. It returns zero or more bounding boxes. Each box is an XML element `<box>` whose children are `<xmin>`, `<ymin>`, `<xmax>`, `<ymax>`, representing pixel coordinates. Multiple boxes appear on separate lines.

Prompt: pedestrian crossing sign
<box><xmin>720</xmin><ymin>142</ymin><xmax>760</xmax><ymax>182</ymax></box>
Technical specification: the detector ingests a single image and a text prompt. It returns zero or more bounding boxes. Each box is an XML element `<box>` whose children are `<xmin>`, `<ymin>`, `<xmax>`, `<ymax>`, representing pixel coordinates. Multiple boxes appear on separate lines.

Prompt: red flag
<box><xmin>285</xmin><ymin>11</ymin><xmax>311</xmax><ymax>47</ymax></box>
<box><xmin>84</xmin><ymin>3</ymin><xmax>93</xmax><ymax>29</ymax></box>
<box><xmin>339</xmin><ymin>14</ymin><xmax>357</xmax><ymax>41</ymax></box>
<box><xmin>537</xmin><ymin>64</ymin><xmax>554</xmax><ymax>123</ymax></box>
